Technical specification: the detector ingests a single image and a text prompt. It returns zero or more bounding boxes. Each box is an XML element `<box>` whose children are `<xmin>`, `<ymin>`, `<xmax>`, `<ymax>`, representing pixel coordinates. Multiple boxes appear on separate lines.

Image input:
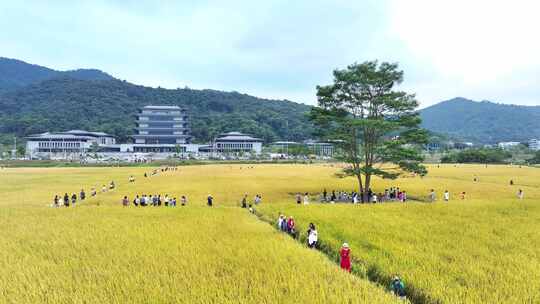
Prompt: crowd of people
<box><xmin>275</xmin><ymin>215</ymin><xmax>318</xmax><ymax>250</ymax></box>
<box><xmin>277</xmin><ymin>214</ymin><xmax>297</xmax><ymax>237</ymax></box>
<box><xmin>295</xmin><ymin>188</ymin><xmax>410</xmax><ymax>205</ymax></box>
<box><xmin>124</xmin><ymin>194</ymin><xmax>187</xmax><ymax>207</ymax></box>
<box><xmin>273</xmin><ymin>214</ymin><xmax>407</xmax><ymax>299</ymax></box>
<box><xmin>240</xmin><ymin>194</ymin><xmax>262</xmax><ymax>209</ymax></box>
<box><xmin>50</xmin><ymin>166</ymin><xmax>179</xmax><ymax>207</ymax></box>
<box><xmin>428</xmin><ymin>189</ymin><xmax>469</xmax><ymax>202</ymax></box>
<box><xmin>51</xmin><ymin>180</ymin><xmax>116</xmax><ymax>207</ymax></box>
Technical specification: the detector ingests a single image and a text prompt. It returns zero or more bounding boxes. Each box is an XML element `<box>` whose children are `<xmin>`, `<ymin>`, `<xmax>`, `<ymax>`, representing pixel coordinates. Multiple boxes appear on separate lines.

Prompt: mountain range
<box><xmin>0</xmin><ymin>57</ymin><xmax>538</xmax><ymax>145</ymax></box>
<box><xmin>0</xmin><ymin>57</ymin><xmax>113</xmax><ymax>93</ymax></box>
<box><xmin>420</xmin><ymin>97</ymin><xmax>540</xmax><ymax>143</ymax></box>
<box><xmin>0</xmin><ymin>57</ymin><xmax>313</xmax><ymax>144</ymax></box>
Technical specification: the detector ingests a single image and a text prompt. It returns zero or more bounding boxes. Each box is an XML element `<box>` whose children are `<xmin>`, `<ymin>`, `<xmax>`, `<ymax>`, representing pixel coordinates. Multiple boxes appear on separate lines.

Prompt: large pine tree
<box><xmin>311</xmin><ymin>61</ymin><xmax>428</xmax><ymax>201</ymax></box>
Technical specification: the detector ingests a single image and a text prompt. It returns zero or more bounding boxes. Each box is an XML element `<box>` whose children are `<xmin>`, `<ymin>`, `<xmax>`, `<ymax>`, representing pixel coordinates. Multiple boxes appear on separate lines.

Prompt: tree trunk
<box><xmin>364</xmin><ymin>173</ymin><xmax>371</xmax><ymax>202</ymax></box>
<box><xmin>356</xmin><ymin>173</ymin><xmax>364</xmax><ymax>203</ymax></box>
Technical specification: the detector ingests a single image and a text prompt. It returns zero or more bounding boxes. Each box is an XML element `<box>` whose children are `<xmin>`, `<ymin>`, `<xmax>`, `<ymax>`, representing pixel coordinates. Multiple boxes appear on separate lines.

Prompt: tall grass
<box><xmin>0</xmin><ymin>206</ymin><xmax>399</xmax><ymax>303</ymax></box>
<box><xmin>1</xmin><ymin>164</ymin><xmax>538</xmax><ymax>303</ymax></box>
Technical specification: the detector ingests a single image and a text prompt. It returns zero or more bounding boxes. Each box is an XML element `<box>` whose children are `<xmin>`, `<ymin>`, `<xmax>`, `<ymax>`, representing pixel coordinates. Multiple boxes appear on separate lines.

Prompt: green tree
<box><xmin>527</xmin><ymin>151</ymin><xmax>540</xmax><ymax>164</ymax></box>
<box><xmin>310</xmin><ymin>61</ymin><xmax>428</xmax><ymax>201</ymax></box>
<box><xmin>16</xmin><ymin>145</ymin><xmax>25</xmax><ymax>157</ymax></box>
<box><xmin>441</xmin><ymin>148</ymin><xmax>511</xmax><ymax>164</ymax></box>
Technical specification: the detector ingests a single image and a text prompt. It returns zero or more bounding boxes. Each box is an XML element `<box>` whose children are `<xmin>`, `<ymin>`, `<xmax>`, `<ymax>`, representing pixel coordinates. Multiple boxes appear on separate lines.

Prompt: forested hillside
<box><xmin>0</xmin><ymin>77</ymin><xmax>313</xmax><ymax>143</ymax></box>
<box><xmin>3</xmin><ymin>57</ymin><xmax>538</xmax><ymax>146</ymax></box>
<box><xmin>0</xmin><ymin>57</ymin><xmax>113</xmax><ymax>93</ymax></box>
<box><xmin>420</xmin><ymin>97</ymin><xmax>540</xmax><ymax>143</ymax></box>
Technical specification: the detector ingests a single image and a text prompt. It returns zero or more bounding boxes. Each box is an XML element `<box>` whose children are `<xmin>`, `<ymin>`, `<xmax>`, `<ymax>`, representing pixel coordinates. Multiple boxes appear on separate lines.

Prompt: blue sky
<box><xmin>1</xmin><ymin>0</ymin><xmax>539</xmax><ymax>107</ymax></box>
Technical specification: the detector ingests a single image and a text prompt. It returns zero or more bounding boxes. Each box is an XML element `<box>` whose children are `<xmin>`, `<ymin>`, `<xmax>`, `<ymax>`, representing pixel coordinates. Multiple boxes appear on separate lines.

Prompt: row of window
<box><xmin>133</xmin><ymin>146</ymin><xmax>187</xmax><ymax>153</ymax></box>
<box><xmin>38</xmin><ymin>141</ymin><xmax>82</xmax><ymax>148</ymax></box>
<box><xmin>138</xmin><ymin>116</ymin><xmax>186</xmax><ymax>121</ymax></box>
<box><xmin>143</xmin><ymin>139</ymin><xmax>180</xmax><ymax>144</ymax></box>
<box><xmin>36</xmin><ymin>149</ymin><xmax>84</xmax><ymax>153</ymax></box>
<box><xmin>138</xmin><ymin>131</ymin><xmax>187</xmax><ymax>135</ymax></box>
<box><xmin>141</xmin><ymin>111</ymin><xmax>183</xmax><ymax>115</ymax></box>
<box><xmin>217</xmin><ymin>143</ymin><xmax>254</xmax><ymax>149</ymax></box>
<box><xmin>138</xmin><ymin>124</ymin><xmax>187</xmax><ymax>128</ymax></box>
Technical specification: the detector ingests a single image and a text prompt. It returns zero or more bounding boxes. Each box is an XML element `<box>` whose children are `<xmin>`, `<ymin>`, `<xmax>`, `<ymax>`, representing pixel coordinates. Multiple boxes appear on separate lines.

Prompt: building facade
<box><xmin>529</xmin><ymin>139</ymin><xmax>540</xmax><ymax>151</ymax></box>
<box><xmin>498</xmin><ymin>141</ymin><xmax>520</xmax><ymax>149</ymax></box>
<box><xmin>134</xmin><ymin>105</ymin><xmax>190</xmax><ymax>144</ymax></box>
<box><xmin>214</xmin><ymin>132</ymin><xmax>263</xmax><ymax>154</ymax></box>
<box><xmin>304</xmin><ymin>140</ymin><xmax>334</xmax><ymax>157</ymax></box>
<box><xmin>132</xmin><ymin>105</ymin><xmax>191</xmax><ymax>152</ymax></box>
<box><xmin>26</xmin><ymin>130</ymin><xmax>115</xmax><ymax>159</ymax></box>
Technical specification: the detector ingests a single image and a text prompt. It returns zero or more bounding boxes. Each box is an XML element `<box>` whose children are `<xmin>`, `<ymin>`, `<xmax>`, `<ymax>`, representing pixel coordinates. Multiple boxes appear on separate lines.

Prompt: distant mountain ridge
<box><xmin>1</xmin><ymin>57</ymin><xmax>538</xmax><ymax>145</ymax></box>
<box><xmin>420</xmin><ymin>97</ymin><xmax>540</xmax><ymax>143</ymax></box>
<box><xmin>0</xmin><ymin>57</ymin><xmax>313</xmax><ymax>144</ymax></box>
<box><xmin>0</xmin><ymin>57</ymin><xmax>114</xmax><ymax>92</ymax></box>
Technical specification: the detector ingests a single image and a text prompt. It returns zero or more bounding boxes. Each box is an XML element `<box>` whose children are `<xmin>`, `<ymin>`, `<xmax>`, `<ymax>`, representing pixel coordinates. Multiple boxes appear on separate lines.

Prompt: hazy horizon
<box><xmin>1</xmin><ymin>0</ymin><xmax>539</xmax><ymax>107</ymax></box>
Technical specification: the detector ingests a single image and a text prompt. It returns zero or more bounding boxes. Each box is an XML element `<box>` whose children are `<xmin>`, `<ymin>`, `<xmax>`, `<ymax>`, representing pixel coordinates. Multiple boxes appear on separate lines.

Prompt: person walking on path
<box><xmin>296</xmin><ymin>193</ymin><xmax>302</xmax><ymax>205</ymax></box>
<box><xmin>444</xmin><ymin>190</ymin><xmax>450</xmax><ymax>202</ymax></box>
<box><xmin>181</xmin><ymin>196</ymin><xmax>187</xmax><ymax>206</ymax></box>
<box><xmin>63</xmin><ymin>193</ymin><xmax>70</xmax><ymax>207</ymax></box>
<box><xmin>429</xmin><ymin>189</ymin><xmax>436</xmax><ymax>202</ymax></box>
<box><xmin>241</xmin><ymin>194</ymin><xmax>248</xmax><ymax>208</ymax></box>
<box><xmin>80</xmin><ymin>189</ymin><xmax>86</xmax><ymax>201</ymax></box>
<box><xmin>207</xmin><ymin>195</ymin><xmax>213</xmax><ymax>207</ymax></box>
<box><xmin>340</xmin><ymin>243</ymin><xmax>351</xmax><ymax>272</ymax></box>
<box><xmin>280</xmin><ymin>215</ymin><xmax>288</xmax><ymax>232</ymax></box>
<box><xmin>122</xmin><ymin>196</ymin><xmax>129</xmax><ymax>207</ymax></box>
<box><xmin>164</xmin><ymin>195</ymin><xmax>170</xmax><ymax>207</ymax></box>
<box><xmin>390</xmin><ymin>276</ymin><xmax>407</xmax><ymax>299</ymax></box>
<box><xmin>307</xmin><ymin>223</ymin><xmax>318</xmax><ymax>249</ymax></box>
<box><xmin>303</xmin><ymin>193</ymin><xmax>310</xmax><ymax>205</ymax></box>
<box><xmin>71</xmin><ymin>193</ymin><xmax>77</xmax><ymax>206</ymax></box>
<box><xmin>518</xmin><ymin>189</ymin><xmax>524</xmax><ymax>200</ymax></box>
<box><xmin>287</xmin><ymin>216</ymin><xmax>296</xmax><ymax>236</ymax></box>
<box><xmin>277</xmin><ymin>215</ymin><xmax>284</xmax><ymax>230</ymax></box>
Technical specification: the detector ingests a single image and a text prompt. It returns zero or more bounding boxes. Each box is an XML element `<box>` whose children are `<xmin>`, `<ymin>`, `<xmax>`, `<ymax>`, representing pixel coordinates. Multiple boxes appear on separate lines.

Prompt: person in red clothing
<box><xmin>340</xmin><ymin>243</ymin><xmax>351</xmax><ymax>272</ymax></box>
<box><xmin>287</xmin><ymin>216</ymin><xmax>296</xmax><ymax>236</ymax></box>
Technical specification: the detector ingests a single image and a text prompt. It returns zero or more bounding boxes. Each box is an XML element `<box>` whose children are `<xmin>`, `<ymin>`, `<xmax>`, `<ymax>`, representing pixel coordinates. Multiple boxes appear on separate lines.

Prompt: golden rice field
<box><xmin>1</xmin><ymin>164</ymin><xmax>539</xmax><ymax>303</ymax></box>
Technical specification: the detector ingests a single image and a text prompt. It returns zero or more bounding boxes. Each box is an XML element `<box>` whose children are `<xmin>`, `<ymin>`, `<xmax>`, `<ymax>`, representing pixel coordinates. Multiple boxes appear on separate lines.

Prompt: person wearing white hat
<box><xmin>340</xmin><ymin>243</ymin><xmax>351</xmax><ymax>272</ymax></box>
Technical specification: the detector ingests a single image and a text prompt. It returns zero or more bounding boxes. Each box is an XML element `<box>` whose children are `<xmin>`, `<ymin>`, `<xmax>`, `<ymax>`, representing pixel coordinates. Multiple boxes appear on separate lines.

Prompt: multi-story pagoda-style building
<box><xmin>132</xmin><ymin>105</ymin><xmax>191</xmax><ymax>152</ymax></box>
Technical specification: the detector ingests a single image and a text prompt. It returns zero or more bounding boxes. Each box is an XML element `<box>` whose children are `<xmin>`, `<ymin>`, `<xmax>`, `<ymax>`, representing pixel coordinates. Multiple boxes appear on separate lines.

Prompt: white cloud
<box><xmin>389</xmin><ymin>0</ymin><xmax>540</xmax><ymax>83</ymax></box>
<box><xmin>0</xmin><ymin>0</ymin><xmax>538</xmax><ymax>106</ymax></box>
<box><xmin>386</xmin><ymin>0</ymin><xmax>540</xmax><ymax>106</ymax></box>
